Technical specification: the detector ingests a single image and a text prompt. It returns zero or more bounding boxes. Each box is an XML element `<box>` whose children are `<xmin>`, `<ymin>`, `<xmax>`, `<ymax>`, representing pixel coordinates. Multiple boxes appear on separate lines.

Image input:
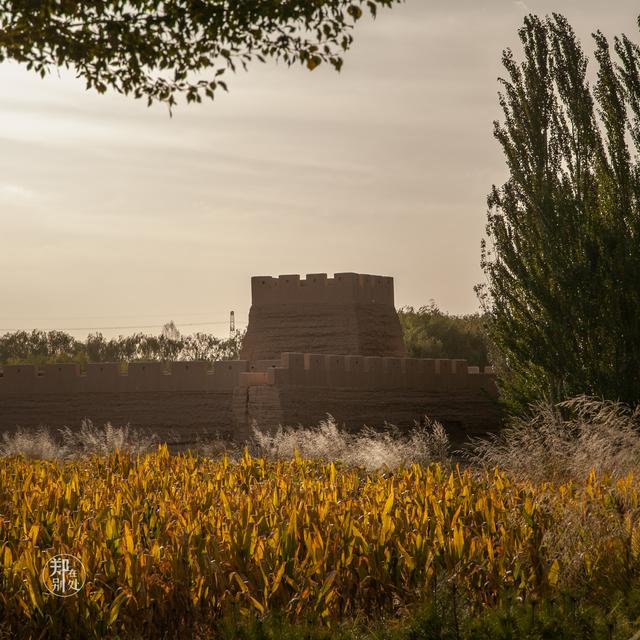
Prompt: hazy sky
<box><xmin>1</xmin><ymin>0</ymin><xmax>638</xmax><ymax>338</ymax></box>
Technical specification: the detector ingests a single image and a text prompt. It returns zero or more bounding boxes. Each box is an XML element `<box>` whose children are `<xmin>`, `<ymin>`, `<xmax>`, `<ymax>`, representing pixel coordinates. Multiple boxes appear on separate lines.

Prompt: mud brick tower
<box><xmin>241</xmin><ymin>273</ymin><xmax>407</xmax><ymax>361</ymax></box>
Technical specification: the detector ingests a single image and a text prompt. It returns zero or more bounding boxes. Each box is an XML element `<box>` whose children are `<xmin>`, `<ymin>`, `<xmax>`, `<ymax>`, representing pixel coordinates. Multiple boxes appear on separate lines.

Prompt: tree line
<box><xmin>398</xmin><ymin>304</ymin><xmax>490</xmax><ymax>368</ymax></box>
<box><xmin>0</xmin><ymin>314</ymin><xmax>491</xmax><ymax>368</ymax></box>
<box><xmin>0</xmin><ymin>328</ymin><xmax>244</xmax><ymax>367</ymax></box>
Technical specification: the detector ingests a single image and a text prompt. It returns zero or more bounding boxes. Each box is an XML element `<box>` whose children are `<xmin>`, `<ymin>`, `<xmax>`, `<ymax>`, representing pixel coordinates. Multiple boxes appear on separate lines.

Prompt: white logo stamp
<box><xmin>41</xmin><ymin>554</ymin><xmax>86</xmax><ymax>597</ymax></box>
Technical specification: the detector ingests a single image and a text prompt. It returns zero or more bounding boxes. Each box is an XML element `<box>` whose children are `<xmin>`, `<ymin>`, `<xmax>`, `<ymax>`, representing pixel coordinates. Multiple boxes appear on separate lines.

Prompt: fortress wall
<box><xmin>85</xmin><ymin>363</ymin><xmax>121</xmax><ymax>392</ymax></box>
<box><xmin>244</xmin><ymin>386</ymin><xmax>500</xmax><ymax>440</ymax></box>
<box><xmin>249</xmin><ymin>360</ymin><xmax>280</xmax><ymax>372</ymax></box>
<box><xmin>232</xmin><ymin>384</ymin><xmax>285</xmax><ymax>441</ymax></box>
<box><xmin>39</xmin><ymin>364</ymin><xmax>81</xmax><ymax>393</ymax></box>
<box><xmin>0</xmin><ymin>360</ymin><xmax>250</xmax><ymax>444</ymax></box>
<box><xmin>241</xmin><ymin>304</ymin><xmax>360</xmax><ymax>360</ymax></box>
<box><xmin>0</xmin><ymin>390</ymin><xmax>237</xmax><ymax>445</ymax></box>
<box><xmin>0</xmin><ymin>269</ymin><xmax>500</xmax><ymax>440</ymax></box>
<box><xmin>239</xmin><ymin>371</ymin><xmax>275</xmax><ymax>387</ymax></box>
<box><xmin>212</xmin><ymin>361</ymin><xmax>249</xmax><ymax>389</ymax></box>
<box><xmin>0</xmin><ymin>357</ymin><xmax>499</xmax><ymax>441</ymax></box>
<box><xmin>169</xmin><ymin>361</ymin><xmax>210</xmax><ymax>391</ymax></box>
<box><xmin>0</xmin><ymin>364</ymin><xmax>38</xmax><ymax>393</ymax></box>
<box><xmin>127</xmin><ymin>362</ymin><xmax>165</xmax><ymax>392</ymax></box>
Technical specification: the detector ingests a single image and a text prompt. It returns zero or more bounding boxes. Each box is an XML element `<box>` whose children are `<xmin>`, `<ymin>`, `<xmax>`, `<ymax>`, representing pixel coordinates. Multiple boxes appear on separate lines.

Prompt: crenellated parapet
<box><xmin>239</xmin><ymin>353</ymin><xmax>496</xmax><ymax>393</ymax></box>
<box><xmin>0</xmin><ymin>361</ymin><xmax>250</xmax><ymax>394</ymax></box>
<box><xmin>0</xmin><ymin>355</ymin><xmax>496</xmax><ymax>395</ymax></box>
<box><xmin>250</xmin><ymin>273</ymin><xmax>395</xmax><ymax>306</ymax></box>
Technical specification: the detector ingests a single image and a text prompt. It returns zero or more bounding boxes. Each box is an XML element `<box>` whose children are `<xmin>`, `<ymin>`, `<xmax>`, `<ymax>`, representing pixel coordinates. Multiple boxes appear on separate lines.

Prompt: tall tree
<box><xmin>479</xmin><ymin>13</ymin><xmax>640</xmax><ymax>412</ymax></box>
<box><xmin>0</xmin><ymin>1</ymin><xmax>401</xmax><ymax>107</ymax></box>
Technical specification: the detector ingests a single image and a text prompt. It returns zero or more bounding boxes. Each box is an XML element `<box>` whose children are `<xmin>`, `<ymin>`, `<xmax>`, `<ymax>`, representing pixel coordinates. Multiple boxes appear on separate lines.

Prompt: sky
<box><xmin>0</xmin><ymin>0</ymin><xmax>639</xmax><ymax>338</ymax></box>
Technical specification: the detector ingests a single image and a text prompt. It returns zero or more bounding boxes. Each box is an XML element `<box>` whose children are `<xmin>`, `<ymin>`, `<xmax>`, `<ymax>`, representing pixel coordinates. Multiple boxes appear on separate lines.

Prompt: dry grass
<box><xmin>468</xmin><ymin>395</ymin><xmax>640</xmax><ymax>482</ymax></box>
<box><xmin>250</xmin><ymin>415</ymin><xmax>450</xmax><ymax>470</ymax></box>
<box><xmin>0</xmin><ymin>426</ymin><xmax>67</xmax><ymax>460</ymax></box>
<box><xmin>0</xmin><ymin>420</ymin><xmax>155</xmax><ymax>460</ymax></box>
<box><xmin>0</xmin><ymin>415</ymin><xmax>450</xmax><ymax>469</ymax></box>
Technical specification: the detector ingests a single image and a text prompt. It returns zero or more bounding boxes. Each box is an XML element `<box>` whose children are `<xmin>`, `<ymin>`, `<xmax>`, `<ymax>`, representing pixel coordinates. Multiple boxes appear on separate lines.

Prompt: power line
<box><xmin>0</xmin><ymin>312</ymin><xmax>222</xmax><ymax>322</ymax></box>
<box><xmin>0</xmin><ymin>320</ymin><xmax>247</xmax><ymax>333</ymax></box>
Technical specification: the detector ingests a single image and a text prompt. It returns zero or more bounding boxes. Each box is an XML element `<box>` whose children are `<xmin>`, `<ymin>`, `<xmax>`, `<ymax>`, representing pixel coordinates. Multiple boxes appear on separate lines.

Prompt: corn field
<box><xmin>1</xmin><ymin>447</ymin><xmax>640</xmax><ymax>638</ymax></box>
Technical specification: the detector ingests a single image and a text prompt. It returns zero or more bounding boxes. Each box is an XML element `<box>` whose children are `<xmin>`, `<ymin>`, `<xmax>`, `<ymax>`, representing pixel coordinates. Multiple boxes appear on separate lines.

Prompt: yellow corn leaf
<box><xmin>450</xmin><ymin>505</ymin><xmax>462</xmax><ymax>531</ymax></box>
<box><xmin>382</xmin><ymin>487</ymin><xmax>395</xmax><ymax>518</ymax></box>
<box><xmin>548</xmin><ymin>559</ymin><xmax>560</xmax><ymax>587</ymax></box>
<box><xmin>486</xmin><ymin>536</ymin><xmax>494</xmax><ymax>563</ymax></box>
<box><xmin>248</xmin><ymin>595</ymin><xmax>265</xmax><ymax>615</ymax></box>
<box><xmin>232</xmin><ymin>572</ymin><xmax>249</xmax><ymax>593</ymax></box>
<box><xmin>271</xmin><ymin>562</ymin><xmax>286</xmax><ymax>596</ymax></box>
<box><xmin>29</xmin><ymin>524</ymin><xmax>39</xmax><ymax>547</ymax></box>
<box><xmin>123</xmin><ymin>522</ymin><xmax>135</xmax><ymax>554</ymax></box>
<box><xmin>108</xmin><ymin>591</ymin><xmax>128</xmax><ymax>626</ymax></box>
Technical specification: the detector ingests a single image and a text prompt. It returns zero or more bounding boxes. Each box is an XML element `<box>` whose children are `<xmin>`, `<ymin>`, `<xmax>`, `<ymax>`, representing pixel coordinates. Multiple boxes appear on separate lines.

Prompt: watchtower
<box><xmin>240</xmin><ymin>272</ymin><xmax>407</xmax><ymax>361</ymax></box>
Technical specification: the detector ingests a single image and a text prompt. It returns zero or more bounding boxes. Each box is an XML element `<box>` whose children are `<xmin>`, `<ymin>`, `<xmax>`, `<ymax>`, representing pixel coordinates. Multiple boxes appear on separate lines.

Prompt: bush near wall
<box><xmin>398</xmin><ymin>303</ymin><xmax>490</xmax><ymax>368</ymax></box>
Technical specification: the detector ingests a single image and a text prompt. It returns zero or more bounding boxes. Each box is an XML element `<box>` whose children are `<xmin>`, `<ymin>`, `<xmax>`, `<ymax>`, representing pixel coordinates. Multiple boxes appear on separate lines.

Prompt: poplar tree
<box><xmin>479</xmin><ymin>14</ymin><xmax>640</xmax><ymax>412</ymax></box>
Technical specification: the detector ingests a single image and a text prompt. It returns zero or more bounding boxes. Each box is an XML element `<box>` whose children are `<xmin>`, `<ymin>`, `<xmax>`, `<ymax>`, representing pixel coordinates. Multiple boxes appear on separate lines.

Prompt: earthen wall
<box><xmin>0</xmin><ymin>355</ymin><xmax>499</xmax><ymax>442</ymax></box>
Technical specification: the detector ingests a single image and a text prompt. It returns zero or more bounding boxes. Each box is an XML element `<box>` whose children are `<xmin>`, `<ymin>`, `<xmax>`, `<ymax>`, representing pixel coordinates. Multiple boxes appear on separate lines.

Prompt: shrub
<box><xmin>0</xmin><ymin>420</ymin><xmax>155</xmax><ymax>460</ymax></box>
<box><xmin>398</xmin><ymin>303</ymin><xmax>490</xmax><ymax>367</ymax></box>
<box><xmin>467</xmin><ymin>395</ymin><xmax>640</xmax><ymax>483</ymax></box>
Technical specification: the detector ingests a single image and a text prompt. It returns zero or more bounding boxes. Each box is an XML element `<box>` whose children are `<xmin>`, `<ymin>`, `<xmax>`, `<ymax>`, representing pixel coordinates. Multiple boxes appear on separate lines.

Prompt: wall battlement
<box><xmin>251</xmin><ymin>273</ymin><xmax>395</xmax><ymax>306</ymax></box>
<box><xmin>240</xmin><ymin>352</ymin><xmax>496</xmax><ymax>393</ymax></box>
<box><xmin>0</xmin><ymin>356</ymin><xmax>496</xmax><ymax>395</ymax></box>
<box><xmin>0</xmin><ymin>361</ymin><xmax>249</xmax><ymax>394</ymax></box>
